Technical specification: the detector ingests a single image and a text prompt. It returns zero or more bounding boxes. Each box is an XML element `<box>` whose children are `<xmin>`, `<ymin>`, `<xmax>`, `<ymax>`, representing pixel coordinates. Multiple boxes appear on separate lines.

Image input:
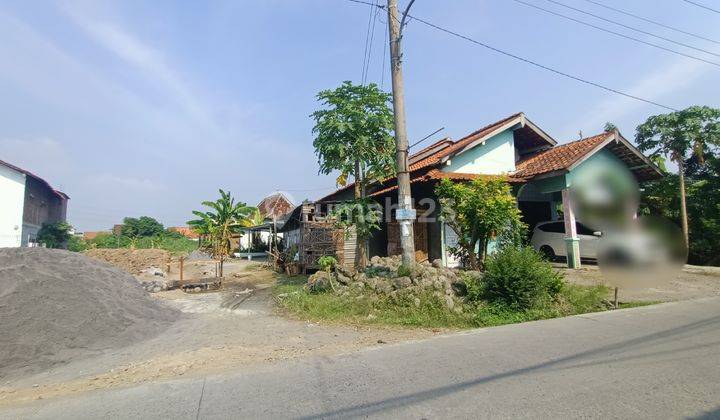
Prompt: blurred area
<box><xmin>570</xmin><ymin>160</ymin><xmax>686</xmax><ymax>289</ymax></box>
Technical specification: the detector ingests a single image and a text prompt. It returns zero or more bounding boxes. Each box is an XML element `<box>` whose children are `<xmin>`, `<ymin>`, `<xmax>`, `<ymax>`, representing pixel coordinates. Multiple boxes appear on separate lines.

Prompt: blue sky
<box><xmin>1</xmin><ymin>0</ymin><xmax>718</xmax><ymax>231</ymax></box>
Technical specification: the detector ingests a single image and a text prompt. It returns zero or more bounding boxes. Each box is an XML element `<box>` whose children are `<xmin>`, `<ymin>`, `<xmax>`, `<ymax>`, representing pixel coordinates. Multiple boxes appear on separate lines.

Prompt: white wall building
<box><xmin>0</xmin><ymin>160</ymin><xmax>69</xmax><ymax>247</ymax></box>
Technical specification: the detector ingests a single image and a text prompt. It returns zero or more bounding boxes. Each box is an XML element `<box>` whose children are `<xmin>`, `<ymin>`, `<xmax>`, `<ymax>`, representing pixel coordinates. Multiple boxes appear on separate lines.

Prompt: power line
<box><xmin>682</xmin><ymin>0</ymin><xmax>720</xmax><ymax>14</ymax></box>
<box><xmin>345</xmin><ymin>0</ymin><xmax>679</xmax><ymax>111</ymax></box>
<box><xmin>381</xmin><ymin>11</ymin><xmax>388</xmax><ymax>89</ymax></box>
<box><xmin>409</xmin><ymin>127</ymin><xmax>446</xmax><ymax>149</ymax></box>
<box><xmin>581</xmin><ymin>0</ymin><xmax>720</xmax><ymax>46</ymax></box>
<box><xmin>512</xmin><ymin>0</ymin><xmax>720</xmax><ymax>68</ymax></box>
<box><xmin>543</xmin><ymin>0</ymin><xmax>720</xmax><ymax>58</ymax></box>
<box><xmin>360</xmin><ymin>0</ymin><xmax>375</xmax><ymax>83</ymax></box>
<box><xmin>362</xmin><ymin>4</ymin><xmax>380</xmax><ymax>84</ymax></box>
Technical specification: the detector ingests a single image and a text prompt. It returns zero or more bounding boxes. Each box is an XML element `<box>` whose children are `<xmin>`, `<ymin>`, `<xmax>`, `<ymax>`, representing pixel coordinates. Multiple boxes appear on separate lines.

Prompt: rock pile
<box><xmin>307</xmin><ymin>255</ymin><xmax>474</xmax><ymax>309</ymax></box>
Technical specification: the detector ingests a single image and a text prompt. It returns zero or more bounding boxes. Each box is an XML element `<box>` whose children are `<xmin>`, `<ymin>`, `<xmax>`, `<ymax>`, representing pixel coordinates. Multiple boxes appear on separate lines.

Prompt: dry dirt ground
<box><xmin>1</xmin><ymin>257</ymin><xmax>718</xmax><ymax>408</ymax></box>
<box><xmin>0</xmin><ymin>258</ymin><xmax>437</xmax><ymax>407</ymax></box>
<box><xmin>559</xmin><ymin>263</ymin><xmax>720</xmax><ymax>302</ymax></box>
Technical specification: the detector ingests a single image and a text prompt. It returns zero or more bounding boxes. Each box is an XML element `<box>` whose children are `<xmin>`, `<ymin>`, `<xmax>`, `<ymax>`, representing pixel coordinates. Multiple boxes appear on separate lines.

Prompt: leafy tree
<box><xmin>188</xmin><ymin>189</ymin><xmax>255</xmax><ymax>276</ymax></box>
<box><xmin>436</xmin><ymin>178</ymin><xmax>525</xmax><ymax>270</ymax></box>
<box><xmin>640</xmin><ymin>153</ymin><xmax>720</xmax><ymax>265</ymax></box>
<box><xmin>311</xmin><ymin>81</ymin><xmax>395</xmax><ymax>269</ymax></box>
<box><xmin>604</xmin><ymin>122</ymin><xmax>617</xmax><ymax>132</ymax></box>
<box><xmin>121</xmin><ymin>216</ymin><xmax>164</xmax><ymax>238</ymax></box>
<box><xmin>636</xmin><ymin>106</ymin><xmax>720</xmax><ymax>247</ymax></box>
<box><xmin>37</xmin><ymin>221</ymin><xmax>73</xmax><ymax>248</ymax></box>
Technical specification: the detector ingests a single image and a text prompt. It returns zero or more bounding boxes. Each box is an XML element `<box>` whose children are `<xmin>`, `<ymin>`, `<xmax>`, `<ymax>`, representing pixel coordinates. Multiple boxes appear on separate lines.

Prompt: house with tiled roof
<box><xmin>0</xmin><ymin>159</ymin><xmax>69</xmax><ymax>247</ymax></box>
<box><xmin>317</xmin><ymin>112</ymin><xmax>662</xmax><ymax>268</ymax></box>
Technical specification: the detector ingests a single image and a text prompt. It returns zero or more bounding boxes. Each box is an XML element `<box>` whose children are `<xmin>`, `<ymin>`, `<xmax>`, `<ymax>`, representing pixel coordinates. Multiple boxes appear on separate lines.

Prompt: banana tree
<box><xmin>188</xmin><ymin>189</ymin><xmax>256</xmax><ymax>276</ymax></box>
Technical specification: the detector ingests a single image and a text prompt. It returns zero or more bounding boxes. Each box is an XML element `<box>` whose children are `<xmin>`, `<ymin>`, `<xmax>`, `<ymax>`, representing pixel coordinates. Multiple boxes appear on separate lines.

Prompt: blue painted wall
<box><xmin>443</xmin><ymin>129</ymin><xmax>516</xmax><ymax>174</ymax></box>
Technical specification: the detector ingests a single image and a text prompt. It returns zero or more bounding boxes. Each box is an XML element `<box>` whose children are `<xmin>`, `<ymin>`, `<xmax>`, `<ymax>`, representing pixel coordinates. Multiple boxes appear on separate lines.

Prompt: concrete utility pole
<box><xmin>387</xmin><ymin>0</ymin><xmax>416</xmax><ymax>266</ymax></box>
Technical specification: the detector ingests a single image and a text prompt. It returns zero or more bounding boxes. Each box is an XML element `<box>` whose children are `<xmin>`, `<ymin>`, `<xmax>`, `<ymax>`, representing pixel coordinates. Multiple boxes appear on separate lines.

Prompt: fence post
<box><xmin>179</xmin><ymin>256</ymin><xmax>184</xmax><ymax>282</ymax></box>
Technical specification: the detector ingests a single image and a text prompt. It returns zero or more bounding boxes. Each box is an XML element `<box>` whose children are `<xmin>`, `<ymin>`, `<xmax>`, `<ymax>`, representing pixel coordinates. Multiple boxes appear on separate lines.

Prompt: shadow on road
<box><xmin>300</xmin><ymin>314</ymin><xmax>720</xmax><ymax>419</ymax></box>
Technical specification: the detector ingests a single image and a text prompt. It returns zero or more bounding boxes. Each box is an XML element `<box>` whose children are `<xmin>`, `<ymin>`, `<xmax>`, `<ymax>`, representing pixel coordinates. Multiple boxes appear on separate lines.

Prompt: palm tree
<box><xmin>188</xmin><ymin>189</ymin><xmax>256</xmax><ymax>276</ymax></box>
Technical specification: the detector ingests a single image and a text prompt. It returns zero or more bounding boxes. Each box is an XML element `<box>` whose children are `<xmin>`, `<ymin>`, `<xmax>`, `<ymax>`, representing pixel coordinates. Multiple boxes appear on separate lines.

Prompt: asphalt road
<box><xmin>3</xmin><ymin>298</ymin><xmax>720</xmax><ymax>419</ymax></box>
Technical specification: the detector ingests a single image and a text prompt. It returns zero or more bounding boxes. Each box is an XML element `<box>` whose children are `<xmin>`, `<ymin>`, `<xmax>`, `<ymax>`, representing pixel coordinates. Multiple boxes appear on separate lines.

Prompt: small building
<box><xmin>0</xmin><ymin>159</ymin><xmax>69</xmax><ymax>247</ymax></box>
<box><xmin>238</xmin><ymin>192</ymin><xmax>294</xmax><ymax>252</ymax></box>
<box><xmin>277</xmin><ymin>202</ymin><xmax>356</xmax><ymax>271</ymax></box>
<box><xmin>317</xmin><ymin>112</ymin><xmax>662</xmax><ymax>269</ymax></box>
<box><xmin>257</xmin><ymin>192</ymin><xmax>294</xmax><ymax>221</ymax></box>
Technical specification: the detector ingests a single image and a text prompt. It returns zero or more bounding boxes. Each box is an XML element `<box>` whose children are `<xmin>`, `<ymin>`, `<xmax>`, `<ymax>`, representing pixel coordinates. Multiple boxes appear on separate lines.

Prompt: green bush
<box><xmin>396</xmin><ymin>264</ymin><xmax>412</xmax><ymax>277</ymax></box>
<box><xmin>318</xmin><ymin>255</ymin><xmax>338</xmax><ymax>272</ymax></box>
<box><xmin>67</xmin><ymin>236</ymin><xmax>88</xmax><ymax>252</ymax></box>
<box><xmin>37</xmin><ymin>222</ymin><xmax>72</xmax><ymax>248</ymax></box>
<box><xmin>479</xmin><ymin>246</ymin><xmax>564</xmax><ymax>310</ymax></box>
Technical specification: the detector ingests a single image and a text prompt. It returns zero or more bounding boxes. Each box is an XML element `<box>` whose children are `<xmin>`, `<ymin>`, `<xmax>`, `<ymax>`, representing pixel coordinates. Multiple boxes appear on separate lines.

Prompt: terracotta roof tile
<box><xmin>435</xmin><ymin>112</ymin><xmax>523</xmax><ymax>160</ymax></box>
<box><xmin>514</xmin><ymin>132</ymin><xmax>610</xmax><ymax>179</ymax></box>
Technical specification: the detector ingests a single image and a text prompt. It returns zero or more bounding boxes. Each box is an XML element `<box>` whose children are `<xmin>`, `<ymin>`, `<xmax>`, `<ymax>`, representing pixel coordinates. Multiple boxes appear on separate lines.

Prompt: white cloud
<box><xmin>61</xmin><ymin>6</ymin><xmax>222</xmax><ymax>137</ymax></box>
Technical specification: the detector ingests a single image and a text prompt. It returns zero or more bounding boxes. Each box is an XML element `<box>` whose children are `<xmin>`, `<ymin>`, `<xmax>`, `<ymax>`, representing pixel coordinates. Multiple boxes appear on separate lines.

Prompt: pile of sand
<box><xmin>186</xmin><ymin>249</ymin><xmax>213</xmax><ymax>261</ymax></box>
<box><xmin>84</xmin><ymin>248</ymin><xmax>170</xmax><ymax>275</ymax></box>
<box><xmin>0</xmin><ymin>248</ymin><xmax>179</xmax><ymax>379</ymax></box>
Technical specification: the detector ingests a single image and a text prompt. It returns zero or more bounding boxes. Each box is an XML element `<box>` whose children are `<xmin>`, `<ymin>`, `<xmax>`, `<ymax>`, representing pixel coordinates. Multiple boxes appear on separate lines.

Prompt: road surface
<box><xmin>3</xmin><ymin>298</ymin><xmax>720</xmax><ymax>419</ymax></box>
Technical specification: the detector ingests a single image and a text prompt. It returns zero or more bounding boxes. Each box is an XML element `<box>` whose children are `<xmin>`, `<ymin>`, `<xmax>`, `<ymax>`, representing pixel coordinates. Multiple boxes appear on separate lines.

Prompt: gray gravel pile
<box><xmin>186</xmin><ymin>249</ymin><xmax>213</xmax><ymax>261</ymax></box>
<box><xmin>0</xmin><ymin>248</ymin><xmax>179</xmax><ymax>379</ymax></box>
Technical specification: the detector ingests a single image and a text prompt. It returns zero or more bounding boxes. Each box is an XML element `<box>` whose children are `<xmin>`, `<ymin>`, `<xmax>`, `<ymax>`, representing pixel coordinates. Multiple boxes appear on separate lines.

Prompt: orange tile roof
<box><xmin>410</xmin><ymin>138</ymin><xmax>454</xmax><ymax>158</ymax></box>
<box><xmin>514</xmin><ymin>132</ymin><xmax>610</xmax><ymax>179</ymax></box>
<box><xmin>433</xmin><ymin>112</ymin><xmax>524</xmax><ymax>161</ymax></box>
<box><xmin>168</xmin><ymin>226</ymin><xmax>200</xmax><ymax>239</ymax></box>
<box><xmin>318</xmin><ymin>114</ymin><xmax>618</xmax><ymax>202</ymax></box>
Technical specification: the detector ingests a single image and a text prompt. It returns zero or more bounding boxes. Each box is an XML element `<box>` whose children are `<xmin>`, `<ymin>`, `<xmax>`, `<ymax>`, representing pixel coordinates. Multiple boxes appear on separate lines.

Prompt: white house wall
<box><xmin>0</xmin><ymin>165</ymin><xmax>26</xmax><ymax>247</ymax></box>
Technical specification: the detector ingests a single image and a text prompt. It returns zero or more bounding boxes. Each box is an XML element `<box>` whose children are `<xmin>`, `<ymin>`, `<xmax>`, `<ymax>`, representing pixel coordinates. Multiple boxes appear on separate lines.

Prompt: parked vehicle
<box><xmin>530</xmin><ymin>221</ymin><xmax>601</xmax><ymax>260</ymax></box>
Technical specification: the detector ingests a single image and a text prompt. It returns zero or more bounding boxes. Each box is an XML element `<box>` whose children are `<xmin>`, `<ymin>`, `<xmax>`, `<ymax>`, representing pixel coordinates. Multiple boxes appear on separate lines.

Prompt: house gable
<box><xmin>442</xmin><ymin>128</ymin><xmax>517</xmax><ymax>175</ymax></box>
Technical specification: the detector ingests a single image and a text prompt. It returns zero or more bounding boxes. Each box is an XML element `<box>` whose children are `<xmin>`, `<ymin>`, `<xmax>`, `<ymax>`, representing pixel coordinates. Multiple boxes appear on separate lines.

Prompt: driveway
<box><xmin>3</xmin><ymin>297</ymin><xmax>719</xmax><ymax>419</ymax></box>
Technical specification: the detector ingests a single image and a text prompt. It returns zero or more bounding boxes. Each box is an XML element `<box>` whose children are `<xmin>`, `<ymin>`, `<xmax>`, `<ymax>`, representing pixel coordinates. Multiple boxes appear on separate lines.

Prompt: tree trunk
<box><xmin>678</xmin><ymin>158</ymin><xmax>690</xmax><ymax>250</ymax></box>
<box><xmin>354</xmin><ymin>160</ymin><xmax>367</xmax><ymax>270</ymax></box>
<box><xmin>466</xmin><ymin>243</ymin><xmax>478</xmax><ymax>270</ymax></box>
<box><xmin>478</xmin><ymin>237</ymin><xmax>487</xmax><ymax>271</ymax></box>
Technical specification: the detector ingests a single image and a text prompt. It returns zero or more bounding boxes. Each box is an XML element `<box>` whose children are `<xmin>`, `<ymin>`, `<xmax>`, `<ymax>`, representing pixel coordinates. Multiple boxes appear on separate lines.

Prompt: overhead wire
<box><xmin>682</xmin><ymin>0</ymin><xmax>720</xmax><ymax>15</ymax></box>
<box><xmin>363</xmin><ymin>3</ymin><xmax>380</xmax><ymax>84</ymax></box>
<box><xmin>345</xmin><ymin>0</ymin><xmax>679</xmax><ymax>111</ymax></box>
<box><xmin>360</xmin><ymin>0</ymin><xmax>375</xmax><ymax>82</ymax></box>
<box><xmin>511</xmin><ymin>0</ymin><xmax>720</xmax><ymax>68</ymax></box>
<box><xmin>581</xmin><ymin>0</ymin><xmax>720</xmax><ymax>46</ymax></box>
<box><xmin>542</xmin><ymin>0</ymin><xmax>720</xmax><ymax>58</ymax></box>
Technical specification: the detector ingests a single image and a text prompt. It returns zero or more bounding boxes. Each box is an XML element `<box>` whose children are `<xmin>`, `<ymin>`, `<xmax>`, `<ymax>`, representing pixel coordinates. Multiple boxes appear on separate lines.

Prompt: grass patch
<box><xmin>273</xmin><ymin>276</ymin><xmax>657</xmax><ymax>329</ymax></box>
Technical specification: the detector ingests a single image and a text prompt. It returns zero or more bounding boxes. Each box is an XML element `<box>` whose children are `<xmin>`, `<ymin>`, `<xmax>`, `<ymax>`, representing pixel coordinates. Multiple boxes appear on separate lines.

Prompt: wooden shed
<box><xmin>279</xmin><ymin>202</ymin><xmax>356</xmax><ymax>271</ymax></box>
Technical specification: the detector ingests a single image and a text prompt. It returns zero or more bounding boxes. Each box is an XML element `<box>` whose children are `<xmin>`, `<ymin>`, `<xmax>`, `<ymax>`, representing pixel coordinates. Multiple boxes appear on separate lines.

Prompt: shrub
<box><xmin>480</xmin><ymin>246</ymin><xmax>564</xmax><ymax>309</ymax></box>
<box><xmin>67</xmin><ymin>236</ymin><xmax>88</xmax><ymax>252</ymax></box>
<box><xmin>36</xmin><ymin>222</ymin><xmax>72</xmax><ymax>248</ymax></box>
<box><xmin>318</xmin><ymin>255</ymin><xmax>338</xmax><ymax>272</ymax></box>
<box><xmin>396</xmin><ymin>264</ymin><xmax>412</xmax><ymax>277</ymax></box>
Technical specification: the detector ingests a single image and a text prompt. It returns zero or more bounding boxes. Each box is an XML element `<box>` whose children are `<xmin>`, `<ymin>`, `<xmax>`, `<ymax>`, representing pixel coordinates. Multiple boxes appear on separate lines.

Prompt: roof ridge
<box><xmin>556</xmin><ymin>131</ymin><xmax>611</xmax><ymax>147</ymax></box>
<box><xmin>410</xmin><ymin>137</ymin><xmax>454</xmax><ymax>158</ymax></box>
